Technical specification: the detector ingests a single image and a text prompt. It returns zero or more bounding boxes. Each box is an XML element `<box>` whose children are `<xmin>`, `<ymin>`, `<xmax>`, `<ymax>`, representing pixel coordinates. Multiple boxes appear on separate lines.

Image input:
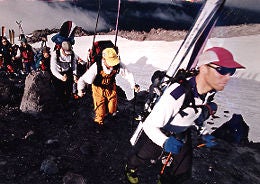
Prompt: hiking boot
<box><xmin>106</xmin><ymin>112</ymin><xmax>118</xmax><ymax>122</ymax></box>
<box><xmin>125</xmin><ymin>165</ymin><xmax>139</xmax><ymax>184</ymax></box>
<box><xmin>94</xmin><ymin>120</ymin><xmax>104</xmax><ymax>126</ymax></box>
<box><xmin>92</xmin><ymin>121</ymin><xmax>105</xmax><ymax>133</ymax></box>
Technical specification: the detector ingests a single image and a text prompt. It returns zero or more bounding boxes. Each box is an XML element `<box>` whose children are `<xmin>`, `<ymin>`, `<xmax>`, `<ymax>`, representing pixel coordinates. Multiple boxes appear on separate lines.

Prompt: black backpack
<box><xmin>212</xmin><ymin>114</ymin><xmax>249</xmax><ymax>144</ymax></box>
<box><xmin>87</xmin><ymin>40</ymin><xmax>120</xmax><ymax>88</ymax></box>
<box><xmin>87</xmin><ymin>40</ymin><xmax>118</xmax><ymax>70</ymax></box>
<box><xmin>138</xmin><ymin>69</ymin><xmax>201</xmax><ymax>122</ymax></box>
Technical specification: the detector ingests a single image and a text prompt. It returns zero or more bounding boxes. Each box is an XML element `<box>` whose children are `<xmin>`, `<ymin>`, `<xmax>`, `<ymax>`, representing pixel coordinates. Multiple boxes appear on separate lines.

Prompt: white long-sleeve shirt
<box><xmin>77</xmin><ymin>60</ymin><xmax>136</xmax><ymax>91</ymax></box>
<box><xmin>50</xmin><ymin>49</ymin><xmax>78</xmax><ymax>80</ymax></box>
<box><xmin>142</xmin><ymin>77</ymin><xmax>215</xmax><ymax>147</ymax></box>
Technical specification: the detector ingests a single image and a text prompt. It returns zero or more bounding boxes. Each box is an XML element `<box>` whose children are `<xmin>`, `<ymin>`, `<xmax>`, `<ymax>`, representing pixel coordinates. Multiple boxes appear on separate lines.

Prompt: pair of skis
<box><xmin>1</xmin><ymin>26</ymin><xmax>15</xmax><ymax>45</ymax></box>
<box><xmin>1</xmin><ymin>20</ymin><xmax>25</xmax><ymax>45</ymax></box>
<box><xmin>9</xmin><ymin>29</ymin><xmax>15</xmax><ymax>45</ymax></box>
<box><xmin>163</xmin><ymin>0</ymin><xmax>225</xmax><ymax>87</ymax></box>
<box><xmin>1</xmin><ymin>26</ymin><xmax>5</xmax><ymax>37</ymax></box>
<box><xmin>130</xmin><ymin>0</ymin><xmax>226</xmax><ymax>146</ymax></box>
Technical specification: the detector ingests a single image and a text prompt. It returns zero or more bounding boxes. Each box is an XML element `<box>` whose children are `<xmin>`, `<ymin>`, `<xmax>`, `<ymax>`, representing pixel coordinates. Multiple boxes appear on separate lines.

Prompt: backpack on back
<box><xmin>143</xmin><ymin>69</ymin><xmax>199</xmax><ymax>119</ymax></box>
<box><xmin>51</xmin><ymin>21</ymin><xmax>77</xmax><ymax>50</ymax></box>
<box><xmin>87</xmin><ymin>40</ymin><xmax>118</xmax><ymax>69</ymax></box>
<box><xmin>212</xmin><ymin>114</ymin><xmax>249</xmax><ymax>144</ymax></box>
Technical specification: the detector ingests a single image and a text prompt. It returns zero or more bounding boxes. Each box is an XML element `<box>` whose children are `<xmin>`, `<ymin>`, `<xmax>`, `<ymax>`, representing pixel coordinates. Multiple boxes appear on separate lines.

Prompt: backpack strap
<box><xmin>170</xmin><ymin>77</ymin><xmax>199</xmax><ymax>117</ymax></box>
<box><xmin>179</xmin><ymin>78</ymin><xmax>198</xmax><ymax>114</ymax></box>
<box><xmin>93</xmin><ymin>60</ymin><xmax>120</xmax><ymax>88</ymax></box>
<box><xmin>56</xmin><ymin>49</ymin><xmax>74</xmax><ymax>64</ymax></box>
<box><xmin>162</xmin><ymin>77</ymin><xmax>201</xmax><ymax>134</ymax></box>
<box><xmin>96</xmin><ymin>58</ymin><xmax>102</xmax><ymax>74</ymax></box>
<box><xmin>56</xmin><ymin>49</ymin><xmax>60</xmax><ymax>62</ymax></box>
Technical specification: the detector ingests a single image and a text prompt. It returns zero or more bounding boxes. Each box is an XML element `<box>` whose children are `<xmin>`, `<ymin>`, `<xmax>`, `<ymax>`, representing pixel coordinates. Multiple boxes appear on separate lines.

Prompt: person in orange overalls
<box><xmin>77</xmin><ymin>48</ymin><xmax>139</xmax><ymax>125</ymax></box>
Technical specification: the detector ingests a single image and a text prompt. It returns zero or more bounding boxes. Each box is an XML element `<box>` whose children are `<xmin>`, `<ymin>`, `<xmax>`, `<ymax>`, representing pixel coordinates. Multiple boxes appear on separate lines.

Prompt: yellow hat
<box><xmin>102</xmin><ymin>48</ymin><xmax>120</xmax><ymax>66</ymax></box>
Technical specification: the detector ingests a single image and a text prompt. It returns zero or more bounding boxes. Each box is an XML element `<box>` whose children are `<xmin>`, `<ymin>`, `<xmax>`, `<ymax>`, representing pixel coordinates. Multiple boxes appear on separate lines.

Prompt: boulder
<box><xmin>20</xmin><ymin>71</ymin><xmax>56</xmax><ymax>114</ymax></box>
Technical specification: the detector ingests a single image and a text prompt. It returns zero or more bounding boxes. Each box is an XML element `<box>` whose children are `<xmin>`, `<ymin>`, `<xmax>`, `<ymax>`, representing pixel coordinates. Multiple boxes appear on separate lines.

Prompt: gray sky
<box><xmin>0</xmin><ymin>0</ymin><xmax>108</xmax><ymax>35</ymax></box>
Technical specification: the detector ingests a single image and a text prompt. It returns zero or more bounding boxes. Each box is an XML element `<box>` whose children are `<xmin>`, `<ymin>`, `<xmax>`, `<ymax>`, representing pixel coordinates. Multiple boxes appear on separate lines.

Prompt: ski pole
<box><xmin>114</xmin><ymin>0</ymin><xmax>121</xmax><ymax>47</ymax></box>
<box><xmin>92</xmin><ymin>0</ymin><xmax>101</xmax><ymax>45</ymax></box>
<box><xmin>16</xmin><ymin>20</ymin><xmax>24</xmax><ymax>34</ymax></box>
<box><xmin>197</xmin><ymin>140</ymin><xmax>217</xmax><ymax>148</ymax></box>
<box><xmin>131</xmin><ymin>90</ymin><xmax>137</xmax><ymax>132</ymax></box>
<box><xmin>197</xmin><ymin>143</ymin><xmax>206</xmax><ymax>148</ymax></box>
<box><xmin>160</xmin><ymin>152</ymin><xmax>172</xmax><ymax>175</ymax></box>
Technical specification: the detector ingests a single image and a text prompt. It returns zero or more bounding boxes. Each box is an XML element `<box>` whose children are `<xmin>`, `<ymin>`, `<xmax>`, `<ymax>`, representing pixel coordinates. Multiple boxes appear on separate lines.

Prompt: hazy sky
<box><xmin>0</xmin><ymin>0</ymin><xmax>108</xmax><ymax>35</ymax></box>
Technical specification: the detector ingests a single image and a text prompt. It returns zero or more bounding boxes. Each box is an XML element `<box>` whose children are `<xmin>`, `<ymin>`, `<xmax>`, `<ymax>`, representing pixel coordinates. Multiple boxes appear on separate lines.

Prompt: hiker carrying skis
<box><xmin>77</xmin><ymin>47</ymin><xmax>139</xmax><ymax>126</ymax></box>
<box><xmin>125</xmin><ymin>47</ymin><xmax>245</xmax><ymax>184</ymax></box>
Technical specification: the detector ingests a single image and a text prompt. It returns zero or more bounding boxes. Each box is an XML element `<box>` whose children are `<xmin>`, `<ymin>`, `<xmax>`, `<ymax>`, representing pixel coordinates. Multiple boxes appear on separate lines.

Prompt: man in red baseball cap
<box><xmin>197</xmin><ymin>47</ymin><xmax>245</xmax><ymax>91</ymax></box>
<box><xmin>198</xmin><ymin>47</ymin><xmax>245</xmax><ymax>68</ymax></box>
<box><xmin>125</xmin><ymin>47</ymin><xmax>245</xmax><ymax>184</ymax></box>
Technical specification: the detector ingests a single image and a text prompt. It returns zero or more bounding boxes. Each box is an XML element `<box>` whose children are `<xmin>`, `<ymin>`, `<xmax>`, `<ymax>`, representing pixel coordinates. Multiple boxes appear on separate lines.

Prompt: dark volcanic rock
<box><xmin>63</xmin><ymin>172</ymin><xmax>86</xmax><ymax>184</ymax></box>
<box><xmin>40</xmin><ymin>158</ymin><xmax>59</xmax><ymax>175</ymax></box>
<box><xmin>0</xmin><ymin>72</ymin><xmax>260</xmax><ymax>184</ymax></box>
<box><xmin>0</xmin><ymin>72</ymin><xmax>24</xmax><ymax>105</ymax></box>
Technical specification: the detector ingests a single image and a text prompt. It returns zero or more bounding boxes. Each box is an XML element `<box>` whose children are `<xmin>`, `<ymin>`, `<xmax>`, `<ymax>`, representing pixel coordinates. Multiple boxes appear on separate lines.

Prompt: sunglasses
<box><xmin>207</xmin><ymin>64</ymin><xmax>236</xmax><ymax>76</ymax></box>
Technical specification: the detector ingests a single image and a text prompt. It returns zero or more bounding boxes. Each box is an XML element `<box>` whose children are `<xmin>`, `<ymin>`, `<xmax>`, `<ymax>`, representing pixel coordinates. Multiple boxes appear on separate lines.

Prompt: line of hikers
<box><xmin>1</xmin><ymin>22</ymin><xmax>139</xmax><ymax>126</ymax></box>
<box><xmin>1</xmin><ymin>21</ymin><xmax>246</xmax><ymax>184</ymax></box>
<box><xmin>0</xmin><ymin>36</ymin><xmax>52</xmax><ymax>77</ymax></box>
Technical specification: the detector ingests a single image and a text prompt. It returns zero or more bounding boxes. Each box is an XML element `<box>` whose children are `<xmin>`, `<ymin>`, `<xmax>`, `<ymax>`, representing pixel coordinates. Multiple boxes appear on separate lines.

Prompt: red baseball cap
<box><xmin>198</xmin><ymin>47</ymin><xmax>245</xmax><ymax>69</ymax></box>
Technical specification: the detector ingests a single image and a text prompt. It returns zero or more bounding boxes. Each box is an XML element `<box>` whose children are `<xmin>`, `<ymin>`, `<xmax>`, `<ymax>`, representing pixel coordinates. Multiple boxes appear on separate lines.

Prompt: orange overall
<box><xmin>92</xmin><ymin>70</ymin><xmax>118</xmax><ymax>124</ymax></box>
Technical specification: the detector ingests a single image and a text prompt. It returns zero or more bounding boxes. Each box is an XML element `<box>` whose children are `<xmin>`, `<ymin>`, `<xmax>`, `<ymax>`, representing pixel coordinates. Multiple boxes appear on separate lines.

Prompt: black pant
<box><xmin>53</xmin><ymin>70</ymin><xmax>73</xmax><ymax>103</ymax></box>
<box><xmin>127</xmin><ymin>133</ymin><xmax>162</xmax><ymax>169</ymax></box>
<box><xmin>160</xmin><ymin>130</ymin><xmax>192</xmax><ymax>184</ymax></box>
<box><xmin>127</xmin><ymin>129</ymin><xmax>192</xmax><ymax>183</ymax></box>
